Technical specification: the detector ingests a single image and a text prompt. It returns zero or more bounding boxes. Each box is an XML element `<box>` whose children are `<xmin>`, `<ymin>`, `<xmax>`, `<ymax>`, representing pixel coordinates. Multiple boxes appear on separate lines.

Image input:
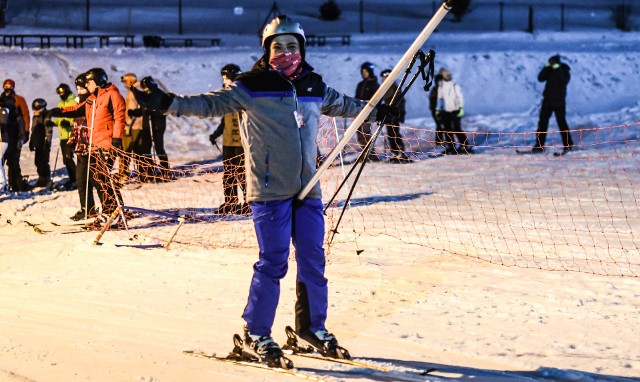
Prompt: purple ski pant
<box><xmin>242</xmin><ymin>197</ymin><xmax>328</xmax><ymax>337</ymax></box>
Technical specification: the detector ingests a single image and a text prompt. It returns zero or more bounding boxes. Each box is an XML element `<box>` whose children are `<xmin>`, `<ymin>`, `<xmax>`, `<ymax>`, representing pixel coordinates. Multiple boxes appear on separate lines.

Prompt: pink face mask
<box><xmin>269</xmin><ymin>52</ymin><xmax>303</xmax><ymax>79</ymax></box>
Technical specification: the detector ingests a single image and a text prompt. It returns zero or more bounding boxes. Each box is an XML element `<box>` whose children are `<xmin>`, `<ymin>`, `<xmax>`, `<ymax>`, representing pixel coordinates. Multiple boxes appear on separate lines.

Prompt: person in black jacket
<box><xmin>354</xmin><ymin>62</ymin><xmax>381</xmax><ymax>160</ymax></box>
<box><xmin>380</xmin><ymin>68</ymin><xmax>410</xmax><ymax>163</ymax></box>
<box><xmin>29</xmin><ymin>99</ymin><xmax>54</xmax><ymax>188</ymax></box>
<box><xmin>130</xmin><ymin>77</ymin><xmax>172</xmax><ymax>182</ymax></box>
<box><xmin>0</xmin><ymin>79</ymin><xmax>31</xmax><ymax>192</ymax></box>
<box><xmin>532</xmin><ymin>54</ymin><xmax>574</xmax><ymax>155</ymax></box>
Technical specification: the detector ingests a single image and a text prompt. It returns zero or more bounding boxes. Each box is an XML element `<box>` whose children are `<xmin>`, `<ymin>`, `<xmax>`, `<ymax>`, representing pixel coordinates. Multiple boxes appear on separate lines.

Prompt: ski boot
<box><xmin>284</xmin><ymin>325</ymin><xmax>351</xmax><ymax>359</ymax></box>
<box><xmin>233</xmin><ymin>326</ymin><xmax>293</xmax><ymax>369</ymax></box>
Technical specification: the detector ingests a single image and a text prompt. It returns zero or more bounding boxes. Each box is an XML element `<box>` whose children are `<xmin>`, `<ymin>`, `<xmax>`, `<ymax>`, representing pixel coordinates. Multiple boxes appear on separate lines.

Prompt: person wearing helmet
<box><xmin>67</xmin><ymin>73</ymin><xmax>98</xmax><ymax>221</ymax></box>
<box><xmin>208</xmin><ymin>63</ymin><xmax>247</xmax><ymax>214</ymax></box>
<box><xmin>117</xmin><ymin>73</ymin><xmax>146</xmax><ymax>183</ymax></box>
<box><xmin>132</xmin><ymin>15</ymin><xmax>387</xmax><ymax>367</ymax></box>
<box><xmin>50</xmin><ymin>68</ymin><xmax>126</xmax><ymax>229</ymax></box>
<box><xmin>54</xmin><ymin>83</ymin><xmax>78</xmax><ymax>190</ymax></box>
<box><xmin>379</xmin><ymin>68</ymin><xmax>411</xmax><ymax>163</ymax></box>
<box><xmin>138</xmin><ymin>77</ymin><xmax>171</xmax><ymax>182</ymax></box>
<box><xmin>28</xmin><ymin>98</ymin><xmax>55</xmax><ymax>188</ymax></box>
<box><xmin>355</xmin><ymin>62</ymin><xmax>381</xmax><ymax>160</ymax></box>
<box><xmin>0</xmin><ymin>78</ymin><xmax>31</xmax><ymax>192</ymax></box>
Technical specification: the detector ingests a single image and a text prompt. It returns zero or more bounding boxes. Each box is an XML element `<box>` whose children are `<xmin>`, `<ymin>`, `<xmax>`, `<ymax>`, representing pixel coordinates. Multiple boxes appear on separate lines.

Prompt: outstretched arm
<box><xmin>321</xmin><ymin>86</ymin><xmax>370</xmax><ymax>119</ymax></box>
<box><xmin>132</xmin><ymin>76</ymin><xmax>245</xmax><ymax>119</ymax></box>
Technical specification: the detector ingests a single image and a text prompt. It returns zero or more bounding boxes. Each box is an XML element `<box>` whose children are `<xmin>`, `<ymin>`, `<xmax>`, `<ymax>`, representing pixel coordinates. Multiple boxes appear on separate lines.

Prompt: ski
<box><xmin>283</xmin><ymin>326</ymin><xmax>351</xmax><ymax>359</ymax></box>
<box><xmin>283</xmin><ymin>326</ymin><xmax>387</xmax><ymax>371</ymax></box>
<box><xmin>286</xmin><ymin>350</ymin><xmax>392</xmax><ymax>372</ymax></box>
<box><xmin>24</xmin><ymin>220</ymin><xmax>47</xmax><ymax>234</ymax></box>
<box><xmin>516</xmin><ymin>148</ymin><xmax>544</xmax><ymax>155</ymax></box>
<box><xmin>30</xmin><ymin>186</ymin><xmax>52</xmax><ymax>195</ymax></box>
<box><xmin>183</xmin><ymin>350</ymin><xmax>328</xmax><ymax>381</ymax></box>
<box><xmin>114</xmin><ymin>243</ymin><xmax>164</xmax><ymax>249</ymax></box>
<box><xmin>553</xmin><ymin>148</ymin><xmax>573</xmax><ymax>157</ymax></box>
<box><xmin>51</xmin><ymin>221</ymin><xmax>88</xmax><ymax>227</ymax></box>
<box><xmin>283</xmin><ymin>326</ymin><xmax>438</xmax><ymax>376</ymax></box>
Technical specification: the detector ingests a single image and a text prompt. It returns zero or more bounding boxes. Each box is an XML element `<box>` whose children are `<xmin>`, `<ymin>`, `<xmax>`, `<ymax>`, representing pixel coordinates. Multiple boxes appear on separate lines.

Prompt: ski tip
<box><xmin>280</xmin><ymin>356</ymin><xmax>294</xmax><ymax>369</ymax></box>
<box><xmin>419</xmin><ymin>367</ymin><xmax>438</xmax><ymax>375</ymax></box>
<box><xmin>336</xmin><ymin>346</ymin><xmax>351</xmax><ymax>360</ymax></box>
<box><xmin>183</xmin><ymin>349</ymin><xmax>217</xmax><ymax>357</ymax></box>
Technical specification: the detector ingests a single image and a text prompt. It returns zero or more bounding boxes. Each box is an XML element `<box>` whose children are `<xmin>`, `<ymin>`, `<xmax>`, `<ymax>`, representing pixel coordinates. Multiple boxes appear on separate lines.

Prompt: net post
<box><xmin>164</xmin><ymin>216</ymin><xmax>185</xmax><ymax>249</ymax></box>
<box><xmin>93</xmin><ymin>206</ymin><xmax>122</xmax><ymax>245</ymax></box>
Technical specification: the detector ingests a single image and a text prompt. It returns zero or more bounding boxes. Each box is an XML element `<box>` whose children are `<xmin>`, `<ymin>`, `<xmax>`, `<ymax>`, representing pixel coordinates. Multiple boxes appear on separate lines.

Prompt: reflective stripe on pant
<box><xmin>242</xmin><ymin>197</ymin><xmax>327</xmax><ymax>337</ymax></box>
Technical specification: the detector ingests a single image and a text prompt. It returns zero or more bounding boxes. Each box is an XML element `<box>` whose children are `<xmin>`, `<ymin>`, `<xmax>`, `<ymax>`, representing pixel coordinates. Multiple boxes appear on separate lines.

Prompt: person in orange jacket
<box><xmin>51</xmin><ymin>68</ymin><xmax>126</xmax><ymax>229</ymax></box>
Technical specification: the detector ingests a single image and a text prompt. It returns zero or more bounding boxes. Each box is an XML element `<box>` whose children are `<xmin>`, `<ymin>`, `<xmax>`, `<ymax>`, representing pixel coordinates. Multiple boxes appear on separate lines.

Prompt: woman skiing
<box><xmin>132</xmin><ymin>15</ymin><xmax>392</xmax><ymax>368</ymax></box>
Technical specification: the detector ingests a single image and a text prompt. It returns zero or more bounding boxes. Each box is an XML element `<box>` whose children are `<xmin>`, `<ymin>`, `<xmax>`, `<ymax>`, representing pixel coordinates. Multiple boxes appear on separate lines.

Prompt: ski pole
<box><xmin>331</xmin><ymin>117</ymin><xmax>361</xmax><ymax>257</ymax></box>
<box><xmin>106</xmin><ymin>158</ymin><xmax>130</xmax><ymax>238</ymax></box>
<box><xmin>297</xmin><ymin>0</ymin><xmax>456</xmax><ymax>201</ymax></box>
<box><xmin>324</xmin><ymin>49</ymin><xmax>434</xmax><ymax>210</ymax></box>
<box><xmin>85</xmin><ymin>99</ymin><xmax>96</xmax><ymax>220</ymax></box>
<box><xmin>49</xmin><ymin>147</ymin><xmax>60</xmax><ymax>189</ymax></box>
<box><xmin>148</xmin><ymin>115</ymin><xmax>158</xmax><ymax>162</ymax></box>
<box><xmin>164</xmin><ymin>216</ymin><xmax>185</xmax><ymax>249</ymax></box>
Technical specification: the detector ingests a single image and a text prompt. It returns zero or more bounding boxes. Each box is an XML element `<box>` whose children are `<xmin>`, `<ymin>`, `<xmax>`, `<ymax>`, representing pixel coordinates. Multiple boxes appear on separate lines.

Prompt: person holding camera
<box><xmin>532</xmin><ymin>54</ymin><xmax>574</xmax><ymax>156</ymax></box>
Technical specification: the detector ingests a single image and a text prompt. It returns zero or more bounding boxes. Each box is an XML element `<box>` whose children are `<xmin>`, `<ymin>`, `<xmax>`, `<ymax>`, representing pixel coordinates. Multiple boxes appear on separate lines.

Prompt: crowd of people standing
<box><xmin>0</xmin><ymin>68</ymin><xmax>174</xmax><ymax>230</ymax></box>
<box><xmin>1</xmin><ymin>49</ymin><xmax>574</xmax><ymax>230</ymax></box>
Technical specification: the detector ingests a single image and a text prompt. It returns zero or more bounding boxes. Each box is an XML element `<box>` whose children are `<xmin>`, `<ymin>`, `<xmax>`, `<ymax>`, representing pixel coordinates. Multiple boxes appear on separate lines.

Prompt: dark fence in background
<box><xmin>3</xmin><ymin>1</ymin><xmax>635</xmax><ymax>35</ymax></box>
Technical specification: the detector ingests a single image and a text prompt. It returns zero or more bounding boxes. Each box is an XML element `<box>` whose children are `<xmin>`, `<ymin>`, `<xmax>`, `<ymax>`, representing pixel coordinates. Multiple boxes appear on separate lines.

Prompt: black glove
<box><xmin>60</xmin><ymin>119</ymin><xmax>71</xmax><ymax>128</ymax></box>
<box><xmin>20</xmin><ymin>129</ymin><xmax>29</xmax><ymax>144</ymax></box>
<box><xmin>29</xmin><ymin>141</ymin><xmax>35</xmax><ymax>152</ymax></box>
<box><xmin>46</xmin><ymin>120</ymin><xmax>56</xmax><ymax>128</ymax></box>
<box><xmin>375</xmin><ymin>104</ymin><xmax>400</xmax><ymax>123</ymax></box>
<box><xmin>111</xmin><ymin>137</ymin><xmax>123</xmax><ymax>150</ymax></box>
<box><xmin>131</xmin><ymin>76</ymin><xmax>174</xmax><ymax>112</ymax></box>
<box><xmin>209</xmin><ymin>133</ymin><xmax>217</xmax><ymax>146</ymax></box>
<box><xmin>128</xmin><ymin>108</ymin><xmax>143</xmax><ymax>118</ymax></box>
<box><xmin>47</xmin><ymin>107</ymin><xmax>62</xmax><ymax>118</ymax></box>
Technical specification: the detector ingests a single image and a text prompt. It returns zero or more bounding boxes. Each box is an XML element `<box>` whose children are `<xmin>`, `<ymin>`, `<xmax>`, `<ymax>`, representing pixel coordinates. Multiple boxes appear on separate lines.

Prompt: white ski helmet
<box><xmin>262</xmin><ymin>15</ymin><xmax>306</xmax><ymax>58</ymax></box>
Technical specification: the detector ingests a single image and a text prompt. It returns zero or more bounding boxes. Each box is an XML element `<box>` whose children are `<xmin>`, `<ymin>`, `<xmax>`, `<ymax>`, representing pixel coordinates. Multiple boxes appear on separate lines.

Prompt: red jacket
<box><xmin>14</xmin><ymin>93</ymin><xmax>30</xmax><ymax>134</ymax></box>
<box><xmin>62</xmin><ymin>84</ymin><xmax>125</xmax><ymax>150</ymax></box>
